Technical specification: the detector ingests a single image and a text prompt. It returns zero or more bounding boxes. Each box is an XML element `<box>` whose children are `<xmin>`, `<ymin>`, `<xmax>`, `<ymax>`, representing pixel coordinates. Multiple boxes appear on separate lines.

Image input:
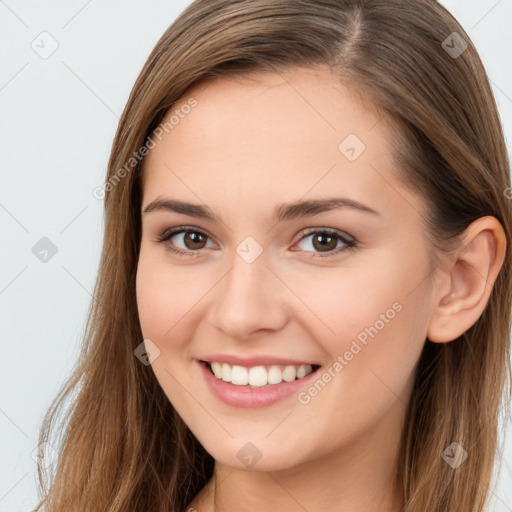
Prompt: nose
<box><xmin>208</xmin><ymin>249</ymin><xmax>289</xmax><ymax>340</ymax></box>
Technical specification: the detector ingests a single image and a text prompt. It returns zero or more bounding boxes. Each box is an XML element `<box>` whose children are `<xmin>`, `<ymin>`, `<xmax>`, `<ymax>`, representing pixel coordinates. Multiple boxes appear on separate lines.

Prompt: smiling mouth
<box><xmin>201</xmin><ymin>360</ymin><xmax>321</xmax><ymax>388</ymax></box>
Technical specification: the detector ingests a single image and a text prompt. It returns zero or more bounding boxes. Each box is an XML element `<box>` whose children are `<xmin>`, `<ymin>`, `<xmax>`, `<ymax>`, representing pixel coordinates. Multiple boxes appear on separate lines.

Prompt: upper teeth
<box><xmin>209</xmin><ymin>362</ymin><xmax>314</xmax><ymax>387</ymax></box>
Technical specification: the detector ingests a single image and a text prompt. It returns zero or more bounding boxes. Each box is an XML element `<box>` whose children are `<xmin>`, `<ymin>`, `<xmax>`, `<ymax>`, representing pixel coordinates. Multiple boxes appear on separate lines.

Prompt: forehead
<box><xmin>164</xmin><ymin>66</ymin><xmax>385</xmax><ymax>152</ymax></box>
<box><xmin>141</xmin><ymin>66</ymin><xmax>423</xmax><ymax>225</ymax></box>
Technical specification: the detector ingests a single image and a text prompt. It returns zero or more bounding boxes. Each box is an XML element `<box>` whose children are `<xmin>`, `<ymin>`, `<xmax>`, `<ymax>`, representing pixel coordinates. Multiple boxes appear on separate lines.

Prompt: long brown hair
<box><xmin>34</xmin><ymin>1</ymin><xmax>512</xmax><ymax>510</ymax></box>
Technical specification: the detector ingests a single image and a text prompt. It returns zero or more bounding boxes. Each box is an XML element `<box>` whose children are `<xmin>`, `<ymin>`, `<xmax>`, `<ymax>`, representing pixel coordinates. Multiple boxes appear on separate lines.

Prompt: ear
<box><xmin>427</xmin><ymin>216</ymin><xmax>507</xmax><ymax>343</ymax></box>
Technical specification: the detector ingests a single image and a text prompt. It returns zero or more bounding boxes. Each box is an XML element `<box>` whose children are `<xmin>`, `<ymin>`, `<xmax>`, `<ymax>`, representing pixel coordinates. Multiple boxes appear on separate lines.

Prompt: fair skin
<box><xmin>135</xmin><ymin>65</ymin><xmax>506</xmax><ymax>512</ymax></box>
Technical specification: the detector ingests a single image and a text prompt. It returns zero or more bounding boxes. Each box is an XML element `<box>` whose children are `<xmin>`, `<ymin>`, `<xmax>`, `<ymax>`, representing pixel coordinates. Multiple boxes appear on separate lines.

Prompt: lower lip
<box><xmin>198</xmin><ymin>361</ymin><xmax>319</xmax><ymax>408</ymax></box>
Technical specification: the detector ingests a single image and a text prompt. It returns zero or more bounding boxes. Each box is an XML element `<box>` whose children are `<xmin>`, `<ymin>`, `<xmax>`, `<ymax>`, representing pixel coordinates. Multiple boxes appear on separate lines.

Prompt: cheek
<box><xmin>295</xmin><ymin>248</ymin><xmax>430</xmax><ymax>400</ymax></box>
<box><xmin>136</xmin><ymin>248</ymin><xmax>204</xmax><ymax>347</ymax></box>
<box><xmin>288</xmin><ymin>253</ymin><xmax>413</xmax><ymax>350</ymax></box>
<box><xmin>314</xmin><ymin>252</ymin><xmax>430</xmax><ymax>405</ymax></box>
<box><xmin>135</xmin><ymin>251</ymin><xmax>203</xmax><ymax>407</ymax></box>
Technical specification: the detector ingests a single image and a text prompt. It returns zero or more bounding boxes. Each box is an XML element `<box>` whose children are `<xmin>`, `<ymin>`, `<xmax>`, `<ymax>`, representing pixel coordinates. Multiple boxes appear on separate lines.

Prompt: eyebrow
<box><xmin>143</xmin><ymin>196</ymin><xmax>380</xmax><ymax>223</ymax></box>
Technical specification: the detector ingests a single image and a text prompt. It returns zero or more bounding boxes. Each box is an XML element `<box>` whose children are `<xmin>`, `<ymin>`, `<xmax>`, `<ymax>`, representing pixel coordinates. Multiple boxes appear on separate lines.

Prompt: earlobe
<box><xmin>427</xmin><ymin>216</ymin><xmax>507</xmax><ymax>343</ymax></box>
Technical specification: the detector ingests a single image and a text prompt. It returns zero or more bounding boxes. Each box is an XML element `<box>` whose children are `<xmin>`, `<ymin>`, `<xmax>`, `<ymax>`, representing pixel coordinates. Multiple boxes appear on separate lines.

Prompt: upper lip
<box><xmin>199</xmin><ymin>354</ymin><xmax>320</xmax><ymax>367</ymax></box>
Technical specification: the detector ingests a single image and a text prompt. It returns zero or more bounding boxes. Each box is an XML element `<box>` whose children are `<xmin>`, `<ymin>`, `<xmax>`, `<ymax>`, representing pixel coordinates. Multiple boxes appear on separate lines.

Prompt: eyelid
<box><xmin>156</xmin><ymin>225</ymin><xmax>357</xmax><ymax>257</ymax></box>
<box><xmin>156</xmin><ymin>225</ymin><xmax>218</xmax><ymax>253</ymax></box>
<box><xmin>291</xmin><ymin>227</ymin><xmax>356</xmax><ymax>257</ymax></box>
<box><xmin>157</xmin><ymin>225</ymin><xmax>213</xmax><ymax>242</ymax></box>
<box><xmin>296</xmin><ymin>226</ymin><xmax>354</xmax><ymax>243</ymax></box>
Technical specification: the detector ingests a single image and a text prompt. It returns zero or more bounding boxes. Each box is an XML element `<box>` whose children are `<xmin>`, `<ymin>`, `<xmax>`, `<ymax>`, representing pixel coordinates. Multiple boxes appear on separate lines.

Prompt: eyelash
<box><xmin>155</xmin><ymin>226</ymin><xmax>357</xmax><ymax>259</ymax></box>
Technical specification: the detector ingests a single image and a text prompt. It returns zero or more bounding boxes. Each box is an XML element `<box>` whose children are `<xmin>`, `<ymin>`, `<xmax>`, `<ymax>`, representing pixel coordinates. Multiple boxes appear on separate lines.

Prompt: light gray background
<box><xmin>0</xmin><ymin>1</ymin><xmax>511</xmax><ymax>510</ymax></box>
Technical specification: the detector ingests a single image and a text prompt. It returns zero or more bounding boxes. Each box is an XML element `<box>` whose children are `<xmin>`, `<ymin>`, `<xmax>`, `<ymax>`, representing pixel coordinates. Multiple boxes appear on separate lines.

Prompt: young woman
<box><xmin>34</xmin><ymin>1</ymin><xmax>511</xmax><ymax>511</ymax></box>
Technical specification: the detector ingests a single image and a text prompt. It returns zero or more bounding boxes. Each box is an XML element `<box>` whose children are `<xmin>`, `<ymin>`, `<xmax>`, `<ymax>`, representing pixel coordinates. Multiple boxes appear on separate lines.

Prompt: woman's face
<box><xmin>136</xmin><ymin>66</ymin><xmax>436</xmax><ymax>471</ymax></box>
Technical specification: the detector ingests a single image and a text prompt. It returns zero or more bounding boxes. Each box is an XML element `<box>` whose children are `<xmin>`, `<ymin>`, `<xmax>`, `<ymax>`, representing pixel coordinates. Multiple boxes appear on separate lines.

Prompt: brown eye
<box><xmin>311</xmin><ymin>233</ymin><xmax>338</xmax><ymax>252</ymax></box>
<box><xmin>182</xmin><ymin>232</ymin><xmax>207</xmax><ymax>250</ymax></box>
<box><xmin>157</xmin><ymin>227</ymin><xmax>215</xmax><ymax>256</ymax></box>
<box><xmin>294</xmin><ymin>228</ymin><xmax>356</xmax><ymax>258</ymax></box>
